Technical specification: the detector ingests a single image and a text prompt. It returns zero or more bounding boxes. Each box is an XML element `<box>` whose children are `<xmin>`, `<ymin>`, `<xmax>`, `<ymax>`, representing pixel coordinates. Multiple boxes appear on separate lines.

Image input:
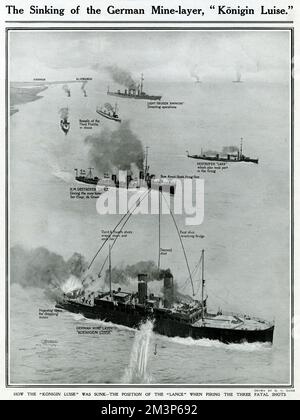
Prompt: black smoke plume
<box><xmin>81</xmin><ymin>81</ymin><xmax>88</xmax><ymax>97</ymax></box>
<box><xmin>222</xmin><ymin>146</ymin><xmax>239</xmax><ymax>154</ymax></box>
<box><xmin>59</xmin><ymin>107</ymin><xmax>69</xmax><ymax>121</ymax></box>
<box><xmin>106</xmin><ymin>65</ymin><xmax>137</xmax><ymax>89</ymax></box>
<box><xmin>62</xmin><ymin>84</ymin><xmax>70</xmax><ymax>96</ymax></box>
<box><xmin>190</xmin><ymin>66</ymin><xmax>201</xmax><ymax>82</ymax></box>
<box><xmin>10</xmin><ymin>245</ymin><xmax>88</xmax><ymax>289</ymax></box>
<box><xmin>104</xmin><ymin>261</ymin><xmax>174</xmax><ymax>286</ymax></box>
<box><xmin>85</xmin><ymin>121</ymin><xmax>144</xmax><ymax>173</ymax></box>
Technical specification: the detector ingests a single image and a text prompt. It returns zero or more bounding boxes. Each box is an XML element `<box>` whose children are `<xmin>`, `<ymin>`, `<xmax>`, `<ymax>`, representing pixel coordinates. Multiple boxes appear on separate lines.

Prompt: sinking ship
<box><xmin>187</xmin><ymin>139</ymin><xmax>258</xmax><ymax>164</ymax></box>
<box><xmin>60</xmin><ymin>118</ymin><xmax>70</xmax><ymax>135</ymax></box>
<box><xmin>75</xmin><ymin>148</ymin><xmax>176</xmax><ymax>195</ymax></box>
<box><xmin>107</xmin><ymin>74</ymin><xmax>162</xmax><ymax>101</ymax></box>
<box><xmin>96</xmin><ymin>103</ymin><xmax>121</xmax><ymax>123</ymax></box>
<box><xmin>55</xmin><ymin>192</ymin><xmax>274</xmax><ymax>344</ymax></box>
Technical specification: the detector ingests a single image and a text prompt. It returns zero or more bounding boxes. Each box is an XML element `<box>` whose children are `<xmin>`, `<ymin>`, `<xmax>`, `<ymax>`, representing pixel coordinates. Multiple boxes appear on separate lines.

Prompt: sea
<box><xmin>9</xmin><ymin>79</ymin><xmax>291</xmax><ymax>385</ymax></box>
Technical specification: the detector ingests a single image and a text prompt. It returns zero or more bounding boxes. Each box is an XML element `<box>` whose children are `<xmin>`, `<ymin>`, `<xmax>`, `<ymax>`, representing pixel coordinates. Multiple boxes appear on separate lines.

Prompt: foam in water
<box><xmin>165</xmin><ymin>335</ymin><xmax>272</xmax><ymax>352</ymax></box>
<box><xmin>122</xmin><ymin>320</ymin><xmax>154</xmax><ymax>384</ymax></box>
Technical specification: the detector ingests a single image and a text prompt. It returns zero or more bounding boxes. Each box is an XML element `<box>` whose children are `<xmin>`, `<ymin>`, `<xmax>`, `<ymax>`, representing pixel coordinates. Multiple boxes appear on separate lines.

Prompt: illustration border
<box><xmin>5</xmin><ymin>25</ymin><xmax>294</xmax><ymax>389</ymax></box>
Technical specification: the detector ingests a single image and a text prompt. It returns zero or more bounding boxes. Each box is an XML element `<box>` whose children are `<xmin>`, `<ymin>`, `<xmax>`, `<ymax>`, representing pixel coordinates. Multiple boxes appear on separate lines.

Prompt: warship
<box><xmin>60</xmin><ymin>117</ymin><xmax>70</xmax><ymax>135</ymax></box>
<box><xmin>107</xmin><ymin>74</ymin><xmax>162</xmax><ymax>101</ymax></box>
<box><xmin>74</xmin><ymin>148</ymin><xmax>176</xmax><ymax>195</ymax></box>
<box><xmin>187</xmin><ymin>139</ymin><xmax>259</xmax><ymax>164</ymax></box>
<box><xmin>96</xmin><ymin>103</ymin><xmax>121</xmax><ymax>123</ymax></box>
<box><xmin>55</xmin><ymin>190</ymin><xmax>274</xmax><ymax>344</ymax></box>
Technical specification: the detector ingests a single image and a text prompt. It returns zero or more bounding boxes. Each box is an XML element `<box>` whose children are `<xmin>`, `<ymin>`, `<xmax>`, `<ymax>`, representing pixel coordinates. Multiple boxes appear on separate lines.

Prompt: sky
<box><xmin>9</xmin><ymin>30</ymin><xmax>290</xmax><ymax>82</ymax></box>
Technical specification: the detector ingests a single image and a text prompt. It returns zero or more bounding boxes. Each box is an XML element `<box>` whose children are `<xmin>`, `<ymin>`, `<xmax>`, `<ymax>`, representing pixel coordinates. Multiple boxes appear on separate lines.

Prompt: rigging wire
<box><xmin>161</xmin><ymin>192</ymin><xmax>195</xmax><ymax>296</ymax></box>
<box><xmin>180</xmin><ymin>258</ymin><xmax>202</xmax><ymax>292</ymax></box>
<box><xmin>87</xmin><ymin>188</ymin><xmax>151</xmax><ymax>270</ymax></box>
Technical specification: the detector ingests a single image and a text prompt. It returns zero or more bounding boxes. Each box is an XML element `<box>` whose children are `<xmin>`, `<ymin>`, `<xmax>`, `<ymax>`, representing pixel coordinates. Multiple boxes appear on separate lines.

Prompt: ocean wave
<box><xmin>162</xmin><ymin>335</ymin><xmax>272</xmax><ymax>352</ymax></box>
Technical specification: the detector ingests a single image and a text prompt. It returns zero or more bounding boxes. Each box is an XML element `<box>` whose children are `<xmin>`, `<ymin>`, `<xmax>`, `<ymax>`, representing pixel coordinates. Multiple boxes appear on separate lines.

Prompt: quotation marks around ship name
<box><xmin>79</xmin><ymin>119</ymin><xmax>100</xmax><ymax>129</ymax></box>
<box><xmin>209</xmin><ymin>4</ymin><xmax>293</xmax><ymax>16</ymax></box>
<box><xmin>147</xmin><ymin>101</ymin><xmax>184</xmax><ymax>110</ymax></box>
<box><xmin>197</xmin><ymin>161</ymin><xmax>229</xmax><ymax>174</ymax></box>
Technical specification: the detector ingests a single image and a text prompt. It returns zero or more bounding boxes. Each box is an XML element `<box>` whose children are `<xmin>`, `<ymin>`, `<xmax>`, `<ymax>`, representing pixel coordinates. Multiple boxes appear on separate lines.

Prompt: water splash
<box><xmin>122</xmin><ymin>320</ymin><xmax>154</xmax><ymax>383</ymax></box>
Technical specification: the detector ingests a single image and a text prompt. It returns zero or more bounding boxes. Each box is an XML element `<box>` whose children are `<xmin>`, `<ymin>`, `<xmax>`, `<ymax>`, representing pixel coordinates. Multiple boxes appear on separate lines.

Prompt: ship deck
<box><xmin>193</xmin><ymin>314</ymin><xmax>273</xmax><ymax>331</ymax></box>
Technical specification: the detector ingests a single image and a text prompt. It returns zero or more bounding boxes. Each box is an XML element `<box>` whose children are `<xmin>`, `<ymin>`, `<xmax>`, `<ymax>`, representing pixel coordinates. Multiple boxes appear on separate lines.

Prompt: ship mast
<box><xmin>240</xmin><ymin>138</ymin><xmax>243</xmax><ymax>157</ymax></box>
<box><xmin>140</xmin><ymin>73</ymin><xmax>144</xmax><ymax>93</ymax></box>
<box><xmin>144</xmin><ymin>146</ymin><xmax>149</xmax><ymax>179</ymax></box>
<box><xmin>109</xmin><ymin>244</ymin><xmax>112</xmax><ymax>298</ymax></box>
<box><xmin>158</xmin><ymin>188</ymin><xmax>161</xmax><ymax>272</ymax></box>
<box><xmin>201</xmin><ymin>249</ymin><xmax>205</xmax><ymax>319</ymax></box>
<box><xmin>87</xmin><ymin>167</ymin><xmax>94</xmax><ymax>178</ymax></box>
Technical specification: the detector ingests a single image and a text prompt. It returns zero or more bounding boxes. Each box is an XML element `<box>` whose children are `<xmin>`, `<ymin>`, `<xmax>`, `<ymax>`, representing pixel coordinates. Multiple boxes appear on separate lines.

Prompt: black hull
<box><xmin>96</xmin><ymin>110</ymin><xmax>121</xmax><ymax>122</ymax></box>
<box><xmin>75</xmin><ymin>177</ymin><xmax>99</xmax><ymax>185</ymax></box>
<box><xmin>187</xmin><ymin>155</ymin><xmax>258</xmax><ymax>164</ymax></box>
<box><xmin>56</xmin><ymin>300</ymin><xmax>274</xmax><ymax>344</ymax></box>
<box><xmin>74</xmin><ymin>177</ymin><xmax>175</xmax><ymax>194</ymax></box>
<box><xmin>107</xmin><ymin>92</ymin><xmax>162</xmax><ymax>101</ymax></box>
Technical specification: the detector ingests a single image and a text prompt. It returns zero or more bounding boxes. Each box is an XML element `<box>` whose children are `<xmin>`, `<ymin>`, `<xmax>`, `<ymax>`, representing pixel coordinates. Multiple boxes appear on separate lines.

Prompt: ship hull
<box><xmin>56</xmin><ymin>300</ymin><xmax>274</xmax><ymax>344</ymax></box>
<box><xmin>107</xmin><ymin>92</ymin><xmax>162</xmax><ymax>101</ymax></box>
<box><xmin>75</xmin><ymin>177</ymin><xmax>99</xmax><ymax>185</ymax></box>
<box><xmin>187</xmin><ymin>155</ymin><xmax>258</xmax><ymax>164</ymax></box>
<box><xmin>96</xmin><ymin>110</ymin><xmax>121</xmax><ymax>122</ymax></box>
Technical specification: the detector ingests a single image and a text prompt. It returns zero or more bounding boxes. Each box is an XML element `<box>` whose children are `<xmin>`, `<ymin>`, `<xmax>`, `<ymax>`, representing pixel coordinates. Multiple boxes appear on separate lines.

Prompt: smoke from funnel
<box><xmin>59</xmin><ymin>107</ymin><xmax>69</xmax><ymax>120</ymax></box>
<box><xmin>85</xmin><ymin>121</ymin><xmax>144</xmax><ymax>173</ymax></box>
<box><xmin>190</xmin><ymin>66</ymin><xmax>201</xmax><ymax>82</ymax></box>
<box><xmin>62</xmin><ymin>84</ymin><xmax>70</xmax><ymax>96</ymax></box>
<box><xmin>104</xmin><ymin>103</ymin><xmax>114</xmax><ymax>113</ymax></box>
<box><xmin>104</xmin><ymin>260</ymin><xmax>173</xmax><ymax>286</ymax></box>
<box><xmin>81</xmin><ymin>81</ymin><xmax>88</xmax><ymax>96</ymax></box>
<box><xmin>222</xmin><ymin>146</ymin><xmax>239</xmax><ymax>154</ymax></box>
<box><xmin>106</xmin><ymin>65</ymin><xmax>137</xmax><ymax>89</ymax></box>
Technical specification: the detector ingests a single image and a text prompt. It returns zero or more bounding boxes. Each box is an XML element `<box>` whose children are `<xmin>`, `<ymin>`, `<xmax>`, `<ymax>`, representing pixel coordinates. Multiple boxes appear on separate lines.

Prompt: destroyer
<box><xmin>107</xmin><ymin>74</ymin><xmax>162</xmax><ymax>101</ymax></box>
<box><xmin>75</xmin><ymin>147</ymin><xmax>176</xmax><ymax>195</ymax></box>
<box><xmin>56</xmin><ymin>192</ymin><xmax>274</xmax><ymax>344</ymax></box>
<box><xmin>187</xmin><ymin>139</ymin><xmax>258</xmax><ymax>164</ymax></box>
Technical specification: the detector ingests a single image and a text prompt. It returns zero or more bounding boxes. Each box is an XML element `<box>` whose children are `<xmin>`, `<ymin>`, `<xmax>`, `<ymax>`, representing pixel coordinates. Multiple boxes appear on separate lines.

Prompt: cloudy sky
<box><xmin>9</xmin><ymin>30</ymin><xmax>290</xmax><ymax>82</ymax></box>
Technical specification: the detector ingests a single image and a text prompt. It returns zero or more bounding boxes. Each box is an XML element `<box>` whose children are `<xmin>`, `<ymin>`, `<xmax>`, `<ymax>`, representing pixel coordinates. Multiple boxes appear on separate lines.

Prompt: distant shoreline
<box><xmin>10</xmin><ymin>85</ymin><xmax>48</xmax><ymax>116</ymax></box>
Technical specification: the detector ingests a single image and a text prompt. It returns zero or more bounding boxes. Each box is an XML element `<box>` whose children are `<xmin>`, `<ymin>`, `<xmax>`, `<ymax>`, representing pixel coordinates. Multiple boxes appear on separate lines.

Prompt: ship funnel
<box><xmin>138</xmin><ymin>274</ymin><xmax>148</xmax><ymax>304</ymax></box>
<box><xmin>163</xmin><ymin>274</ymin><xmax>174</xmax><ymax>308</ymax></box>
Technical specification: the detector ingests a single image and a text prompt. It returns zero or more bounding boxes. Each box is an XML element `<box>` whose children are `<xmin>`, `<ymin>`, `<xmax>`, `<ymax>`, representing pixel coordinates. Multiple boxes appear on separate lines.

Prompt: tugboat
<box><xmin>96</xmin><ymin>103</ymin><xmax>121</xmax><ymax>123</ymax></box>
<box><xmin>187</xmin><ymin>139</ymin><xmax>259</xmax><ymax>164</ymax></box>
<box><xmin>55</xmin><ymin>190</ymin><xmax>274</xmax><ymax>344</ymax></box>
<box><xmin>107</xmin><ymin>74</ymin><xmax>162</xmax><ymax>101</ymax></box>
